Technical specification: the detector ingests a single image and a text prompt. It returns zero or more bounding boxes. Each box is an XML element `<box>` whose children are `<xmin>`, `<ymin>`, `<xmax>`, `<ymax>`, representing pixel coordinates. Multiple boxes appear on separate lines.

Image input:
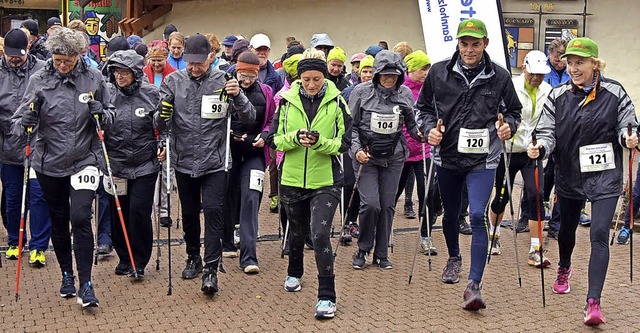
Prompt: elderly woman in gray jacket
<box><xmin>349</xmin><ymin>50</ymin><xmax>422</xmax><ymax>270</ymax></box>
<box><xmin>12</xmin><ymin>27</ymin><xmax>114</xmax><ymax>308</ymax></box>
<box><xmin>104</xmin><ymin>50</ymin><xmax>161</xmax><ymax>280</ymax></box>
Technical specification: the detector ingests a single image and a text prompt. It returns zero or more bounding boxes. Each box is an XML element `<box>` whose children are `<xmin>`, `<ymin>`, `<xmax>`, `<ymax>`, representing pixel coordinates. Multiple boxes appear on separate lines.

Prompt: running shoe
<box><xmin>583</xmin><ymin>298</ymin><xmax>605</xmax><ymax>326</ymax></box>
<box><xmin>77</xmin><ymin>281</ymin><xmax>99</xmax><ymax>308</ymax></box>
<box><xmin>5</xmin><ymin>245</ymin><xmax>19</xmax><ymax>260</ymax></box>
<box><xmin>284</xmin><ymin>276</ymin><xmax>301</xmax><ymax>292</ymax></box>
<box><xmin>181</xmin><ymin>254</ymin><xmax>203</xmax><ymax>279</ymax></box>
<box><xmin>490</xmin><ymin>237</ymin><xmax>501</xmax><ymax>255</ymax></box>
<box><xmin>442</xmin><ymin>257</ymin><xmax>462</xmax><ymax>284</ymax></box>
<box><xmin>29</xmin><ymin>250</ymin><xmax>46</xmax><ymax>267</ymax></box>
<box><xmin>420</xmin><ymin>237</ymin><xmax>438</xmax><ymax>255</ymax></box>
<box><xmin>552</xmin><ymin>265</ymin><xmax>573</xmax><ymax>294</ymax></box>
<box><xmin>201</xmin><ymin>267</ymin><xmax>218</xmax><ymax>295</ymax></box>
<box><xmin>352</xmin><ymin>250</ymin><xmax>367</xmax><ymax>269</ymax></box>
<box><xmin>617</xmin><ymin>226</ymin><xmax>631</xmax><ymax>245</ymax></box>
<box><xmin>60</xmin><ymin>272</ymin><xmax>76</xmax><ymax>298</ymax></box>
<box><xmin>315</xmin><ymin>300</ymin><xmax>336</xmax><ymax>319</ymax></box>
<box><xmin>269</xmin><ymin>195</ymin><xmax>278</xmax><ymax>213</ymax></box>
<box><xmin>462</xmin><ymin>280</ymin><xmax>486</xmax><ymax>311</ymax></box>
<box><xmin>527</xmin><ymin>247</ymin><xmax>551</xmax><ymax>268</ymax></box>
<box><xmin>372</xmin><ymin>256</ymin><xmax>393</xmax><ymax>270</ymax></box>
<box><xmin>579</xmin><ymin>209</ymin><xmax>591</xmax><ymax>226</ymax></box>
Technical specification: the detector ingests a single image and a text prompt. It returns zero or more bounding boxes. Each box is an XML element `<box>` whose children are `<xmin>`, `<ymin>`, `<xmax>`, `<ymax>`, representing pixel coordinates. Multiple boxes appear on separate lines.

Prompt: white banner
<box><xmin>417</xmin><ymin>0</ymin><xmax>508</xmax><ymax>69</ymax></box>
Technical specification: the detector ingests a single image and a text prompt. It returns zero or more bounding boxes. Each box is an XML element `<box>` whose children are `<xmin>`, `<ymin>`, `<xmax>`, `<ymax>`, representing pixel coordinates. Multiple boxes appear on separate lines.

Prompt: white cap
<box><xmin>250</xmin><ymin>33</ymin><xmax>271</xmax><ymax>49</ymax></box>
<box><xmin>524</xmin><ymin>50</ymin><xmax>551</xmax><ymax>75</ymax></box>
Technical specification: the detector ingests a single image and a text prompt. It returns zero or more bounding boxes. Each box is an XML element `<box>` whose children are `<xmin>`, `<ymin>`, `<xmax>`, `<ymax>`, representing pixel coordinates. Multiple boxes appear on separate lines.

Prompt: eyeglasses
<box><xmin>113</xmin><ymin>69</ymin><xmax>133</xmax><ymax>78</ymax></box>
<box><xmin>238</xmin><ymin>73</ymin><xmax>257</xmax><ymax>81</ymax></box>
<box><xmin>52</xmin><ymin>58</ymin><xmax>77</xmax><ymax>67</ymax></box>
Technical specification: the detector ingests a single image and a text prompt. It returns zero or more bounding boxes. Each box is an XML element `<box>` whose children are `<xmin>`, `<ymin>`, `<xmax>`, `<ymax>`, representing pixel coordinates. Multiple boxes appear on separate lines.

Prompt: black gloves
<box><xmin>88</xmin><ymin>100</ymin><xmax>104</xmax><ymax>122</ymax></box>
<box><xmin>21</xmin><ymin>111</ymin><xmax>38</xmax><ymax>130</ymax></box>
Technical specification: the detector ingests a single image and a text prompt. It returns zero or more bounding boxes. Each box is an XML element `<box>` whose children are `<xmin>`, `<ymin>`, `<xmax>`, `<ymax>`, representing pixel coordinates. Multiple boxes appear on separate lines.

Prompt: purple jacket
<box><xmin>258</xmin><ymin>83</ymin><xmax>276</xmax><ymax>166</ymax></box>
<box><xmin>403</xmin><ymin>74</ymin><xmax>429</xmax><ymax>161</ymax></box>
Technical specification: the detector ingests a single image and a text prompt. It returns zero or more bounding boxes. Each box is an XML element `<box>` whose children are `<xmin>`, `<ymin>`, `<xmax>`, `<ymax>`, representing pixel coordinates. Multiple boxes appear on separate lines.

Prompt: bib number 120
<box><xmin>466</xmin><ymin>138</ymin><xmax>484</xmax><ymax>148</ymax></box>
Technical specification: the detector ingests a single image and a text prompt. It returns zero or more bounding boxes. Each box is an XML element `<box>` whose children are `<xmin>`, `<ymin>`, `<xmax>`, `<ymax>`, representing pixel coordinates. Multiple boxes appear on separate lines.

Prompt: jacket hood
<box><xmin>106</xmin><ymin>50</ymin><xmax>144</xmax><ymax>81</ymax></box>
<box><xmin>310</xmin><ymin>33</ymin><xmax>334</xmax><ymax>48</ymax></box>
<box><xmin>373</xmin><ymin>50</ymin><xmax>406</xmax><ymax>89</ymax></box>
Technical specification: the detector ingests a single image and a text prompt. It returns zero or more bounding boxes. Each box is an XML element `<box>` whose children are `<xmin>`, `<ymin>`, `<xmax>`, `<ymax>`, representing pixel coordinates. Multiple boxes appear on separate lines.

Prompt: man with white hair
<box><xmin>249</xmin><ymin>33</ymin><xmax>283</xmax><ymax>93</ymax></box>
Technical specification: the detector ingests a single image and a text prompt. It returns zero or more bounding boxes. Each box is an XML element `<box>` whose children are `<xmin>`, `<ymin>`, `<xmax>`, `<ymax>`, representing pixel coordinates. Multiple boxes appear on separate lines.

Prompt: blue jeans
<box><xmin>2</xmin><ymin>163</ymin><xmax>51</xmax><ymax>250</ymax></box>
<box><xmin>437</xmin><ymin>166</ymin><xmax>495</xmax><ymax>283</ymax></box>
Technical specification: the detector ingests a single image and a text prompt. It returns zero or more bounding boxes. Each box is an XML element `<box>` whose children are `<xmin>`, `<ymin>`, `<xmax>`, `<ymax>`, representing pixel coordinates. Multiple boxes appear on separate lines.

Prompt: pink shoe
<box><xmin>552</xmin><ymin>265</ymin><xmax>572</xmax><ymax>294</ymax></box>
<box><xmin>584</xmin><ymin>298</ymin><xmax>605</xmax><ymax>326</ymax></box>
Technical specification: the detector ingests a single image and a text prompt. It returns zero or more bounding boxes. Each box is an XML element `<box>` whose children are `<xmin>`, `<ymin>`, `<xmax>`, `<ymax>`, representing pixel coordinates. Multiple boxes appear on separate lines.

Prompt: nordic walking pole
<box><xmin>93</xmin><ymin>195</ymin><xmax>99</xmax><ymax>265</ymax></box>
<box><xmin>498</xmin><ymin>113</ymin><xmax>522</xmax><ymax>287</ymax></box>
<box><xmin>532</xmin><ymin>131</ymin><xmax>546</xmax><ymax>307</ymax></box>
<box><xmin>334</xmin><ymin>163</ymin><xmax>364</xmax><ymax>257</ymax></box>
<box><xmin>155</xmin><ymin>131</ymin><xmax>163</xmax><ymax>271</ymax></box>
<box><xmin>409</xmin><ymin>119</ymin><xmax>442</xmax><ymax>284</ymax></box>
<box><xmin>15</xmin><ymin>102</ymin><xmax>35</xmax><ymax>301</ymax></box>
<box><xmin>90</xmin><ymin>92</ymin><xmax>139</xmax><ymax>280</ymax></box>
<box><xmin>165</xmin><ymin>132</ymin><xmax>173</xmax><ymax>294</ymax></box>
<box><xmin>611</xmin><ymin>174</ymin><xmax>630</xmax><ymax>245</ymax></box>
<box><xmin>628</xmin><ymin>123</ymin><xmax>634</xmax><ymax>283</ymax></box>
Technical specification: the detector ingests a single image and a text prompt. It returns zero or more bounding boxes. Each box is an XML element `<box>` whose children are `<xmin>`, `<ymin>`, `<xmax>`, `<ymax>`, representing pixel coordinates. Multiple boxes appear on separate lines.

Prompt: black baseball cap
<box><xmin>163</xmin><ymin>24</ymin><xmax>177</xmax><ymax>39</ymax></box>
<box><xmin>4</xmin><ymin>29</ymin><xmax>29</xmax><ymax>57</ymax></box>
<box><xmin>183</xmin><ymin>34</ymin><xmax>211</xmax><ymax>63</ymax></box>
<box><xmin>21</xmin><ymin>19</ymin><xmax>39</xmax><ymax>36</ymax></box>
<box><xmin>107</xmin><ymin>36</ymin><xmax>130</xmax><ymax>57</ymax></box>
<box><xmin>47</xmin><ymin>17</ymin><xmax>62</xmax><ymax>29</ymax></box>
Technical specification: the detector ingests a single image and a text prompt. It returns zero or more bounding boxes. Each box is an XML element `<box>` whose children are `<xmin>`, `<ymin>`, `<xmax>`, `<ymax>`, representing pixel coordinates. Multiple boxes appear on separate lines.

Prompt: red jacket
<box><xmin>143</xmin><ymin>61</ymin><xmax>177</xmax><ymax>85</ymax></box>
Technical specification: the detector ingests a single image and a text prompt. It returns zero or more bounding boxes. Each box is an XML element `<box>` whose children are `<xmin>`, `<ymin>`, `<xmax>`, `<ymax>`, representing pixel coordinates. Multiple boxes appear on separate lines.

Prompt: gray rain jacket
<box><xmin>105</xmin><ymin>50</ymin><xmax>161</xmax><ymax>179</ymax></box>
<box><xmin>11</xmin><ymin>58</ymin><xmax>114</xmax><ymax>177</ymax></box>
<box><xmin>0</xmin><ymin>54</ymin><xmax>45</xmax><ymax>165</ymax></box>
<box><xmin>349</xmin><ymin>50</ymin><xmax>421</xmax><ymax>166</ymax></box>
<box><xmin>156</xmin><ymin>68</ymin><xmax>256</xmax><ymax>177</ymax></box>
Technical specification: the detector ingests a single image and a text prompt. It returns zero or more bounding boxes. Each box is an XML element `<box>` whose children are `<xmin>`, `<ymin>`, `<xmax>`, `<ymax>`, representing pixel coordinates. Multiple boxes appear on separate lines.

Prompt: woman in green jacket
<box><xmin>269</xmin><ymin>58</ymin><xmax>351</xmax><ymax>319</ymax></box>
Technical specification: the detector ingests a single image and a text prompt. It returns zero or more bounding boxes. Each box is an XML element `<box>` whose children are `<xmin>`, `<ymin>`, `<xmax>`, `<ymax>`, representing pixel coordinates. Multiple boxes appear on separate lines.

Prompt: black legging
<box><xmin>558</xmin><ymin>196</ymin><xmax>617</xmax><ymax>300</ymax></box>
<box><xmin>490</xmin><ymin>153</ymin><xmax>542</xmax><ymax>218</ymax></box>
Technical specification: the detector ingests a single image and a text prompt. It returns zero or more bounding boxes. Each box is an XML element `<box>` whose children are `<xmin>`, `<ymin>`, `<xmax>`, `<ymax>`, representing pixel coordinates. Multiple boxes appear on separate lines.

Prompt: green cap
<box><xmin>404</xmin><ymin>50</ymin><xmax>431</xmax><ymax>73</ymax></box>
<box><xmin>359</xmin><ymin>55</ymin><xmax>374</xmax><ymax>74</ymax></box>
<box><xmin>456</xmin><ymin>19</ymin><xmax>488</xmax><ymax>39</ymax></box>
<box><xmin>562</xmin><ymin>37</ymin><xmax>598</xmax><ymax>58</ymax></box>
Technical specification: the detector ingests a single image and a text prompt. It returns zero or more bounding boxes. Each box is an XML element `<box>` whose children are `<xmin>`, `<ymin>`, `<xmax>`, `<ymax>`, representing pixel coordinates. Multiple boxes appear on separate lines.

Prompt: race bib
<box><xmin>201</xmin><ymin>95</ymin><xmax>228</xmax><ymax>120</ymax></box>
<box><xmin>458</xmin><ymin>128</ymin><xmax>490</xmax><ymax>154</ymax></box>
<box><xmin>579</xmin><ymin>143</ymin><xmax>615</xmax><ymax>173</ymax></box>
<box><xmin>370</xmin><ymin>112</ymin><xmax>399</xmax><ymax>135</ymax></box>
<box><xmin>103</xmin><ymin>176</ymin><xmax>128</xmax><ymax>196</ymax></box>
<box><xmin>70</xmin><ymin>166</ymin><xmax>100</xmax><ymax>191</ymax></box>
<box><xmin>29</xmin><ymin>167</ymin><xmax>36</xmax><ymax>180</ymax></box>
<box><xmin>249</xmin><ymin>170</ymin><xmax>265</xmax><ymax>192</ymax></box>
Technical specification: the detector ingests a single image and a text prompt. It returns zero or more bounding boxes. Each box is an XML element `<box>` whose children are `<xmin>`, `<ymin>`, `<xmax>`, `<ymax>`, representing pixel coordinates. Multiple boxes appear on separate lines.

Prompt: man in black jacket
<box><xmin>417</xmin><ymin>18</ymin><xmax>522</xmax><ymax>311</ymax></box>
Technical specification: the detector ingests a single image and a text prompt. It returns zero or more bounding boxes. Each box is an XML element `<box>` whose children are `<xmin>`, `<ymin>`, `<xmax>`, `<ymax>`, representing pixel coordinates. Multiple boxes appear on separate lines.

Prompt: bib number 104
<box><xmin>377</xmin><ymin>121</ymin><xmax>393</xmax><ymax>130</ymax></box>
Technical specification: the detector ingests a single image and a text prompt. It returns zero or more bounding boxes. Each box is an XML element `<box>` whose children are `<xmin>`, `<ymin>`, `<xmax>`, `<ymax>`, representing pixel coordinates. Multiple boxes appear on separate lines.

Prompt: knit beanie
<box><xmin>236</xmin><ymin>51</ymin><xmax>260</xmax><ymax>76</ymax></box>
<box><xmin>404</xmin><ymin>50</ymin><xmax>431</xmax><ymax>73</ymax></box>
<box><xmin>327</xmin><ymin>46</ymin><xmax>346</xmax><ymax>63</ymax></box>
<box><xmin>297</xmin><ymin>58</ymin><xmax>328</xmax><ymax>78</ymax></box>
<box><xmin>231</xmin><ymin>39</ymin><xmax>250</xmax><ymax>62</ymax></box>
<box><xmin>359</xmin><ymin>55</ymin><xmax>374</xmax><ymax>74</ymax></box>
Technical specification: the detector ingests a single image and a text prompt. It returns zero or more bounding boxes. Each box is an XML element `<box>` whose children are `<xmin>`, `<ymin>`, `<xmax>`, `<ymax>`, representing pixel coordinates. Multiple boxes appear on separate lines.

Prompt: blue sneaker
<box><xmin>284</xmin><ymin>276</ymin><xmax>301</xmax><ymax>292</ymax></box>
<box><xmin>315</xmin><ymin>300</ymin><xmax>336</xmax><ymax>319</ymax></box>
<box><xmin>618</xmin><ymin>226</ymin><xmax>631</xmax><ymax>245</ymax></box>
<box><xmin>77</xmin><ymin>281</ymin><xmax>99</xmax><ymax>308</ymax></box>
<box><xmin>579</xmin><ymin>209</ymin><xmax>591</xmax><ymax>226</ymax></box>
<box><xmin>59</xmin><ymin>272</ymin><xmax>76</xmax><ymax>298</ymax></box>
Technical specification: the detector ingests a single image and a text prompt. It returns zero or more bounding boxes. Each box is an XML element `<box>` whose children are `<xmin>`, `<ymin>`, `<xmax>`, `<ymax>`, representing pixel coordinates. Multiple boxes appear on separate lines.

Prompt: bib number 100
<box><xmin>78</xmin><ymin>174</ymin><xmax>96</xmax><ymax>184</ymax></box>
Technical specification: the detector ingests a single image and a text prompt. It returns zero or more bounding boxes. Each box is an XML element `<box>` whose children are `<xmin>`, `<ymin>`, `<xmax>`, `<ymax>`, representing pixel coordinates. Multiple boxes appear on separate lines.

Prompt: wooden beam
<box><xmin>129</xmin><ymin>4</ymin><xmax>172</xmax><ymax>36</ymax></box>
<box><xmin>144</xmin><ymin>0</ymin><xmax>191</xmax><ymax>6</ymax></box>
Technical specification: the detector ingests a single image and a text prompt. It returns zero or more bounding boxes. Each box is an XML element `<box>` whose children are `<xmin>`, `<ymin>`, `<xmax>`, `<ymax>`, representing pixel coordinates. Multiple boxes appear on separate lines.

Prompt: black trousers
<box><xmin>175</xmin><ymin>170</ymin><xmax>226</xmax><ymax>265</ymax></box>
<box><xmin>109</xmin><ymin>172</ymin><xmax>157</xmax><ymax>270</ymax></box>
<box><xmin>37</xmin><ymin>172</ymin><xmax>96</xmax><ymax>285</ymax></box>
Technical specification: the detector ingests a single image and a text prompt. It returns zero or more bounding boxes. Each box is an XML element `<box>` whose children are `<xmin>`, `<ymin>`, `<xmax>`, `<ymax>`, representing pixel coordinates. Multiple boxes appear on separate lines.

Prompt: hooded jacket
<box><xmin>349</xmin><ymin>50</ymin><xmax>421</xmax><ymax>166</ymax></box>
<box><xmin>269</xmin><ymin>80</ymin><xmax>351</xmax><ymax>189</ymax></box>
<box><xmin>104</xmin><ymin>50</ymin><xmax>161</xmax><ymax>179</ymax></box>
<box><xmin>508</xmin><ymin>74</ymin><xmax>551</xmax><ymax>153</ymax></box>
<box><xmin>0</xmin><ymin>54</ymin><xmax>45</xmax><ymax>165</ymax></box>
<box><xmin>11</xmin><ymin>58</ymin><xmax>115</xmax><ymax>177</ymax></box>
<box><xmin>155</xmin><ymin>67</ymin><xmax>256</xmax><ymax>177</ymax></box>
<box><xmin>416</xmin><ymin>51</ymin><xmax>522</xmax><ymax>170</ymax></box>
<box><xmin>536</xmin><ymin>74</ymin><xmax>637</xmax><ymax>201</ymax></box>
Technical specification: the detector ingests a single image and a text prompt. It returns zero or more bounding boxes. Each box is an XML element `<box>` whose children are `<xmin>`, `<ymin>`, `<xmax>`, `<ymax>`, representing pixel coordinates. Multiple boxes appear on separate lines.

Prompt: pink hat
<box><xmin>350</xmin><ymin>52</ymin><xmax>366</xmax><ymax>64</ymax></box>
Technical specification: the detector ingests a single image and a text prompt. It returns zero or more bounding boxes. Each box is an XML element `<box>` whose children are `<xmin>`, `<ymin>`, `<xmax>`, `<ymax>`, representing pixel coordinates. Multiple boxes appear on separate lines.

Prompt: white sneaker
<box><xmin>243</xmin><ymin>265</ymin><xmax>259</xmax><ymax>274</ymax></box>
<box><xmin>284</xmin><ymin>276</ymin><xmax>301</xmax><ymax>292</ymax></box>
<box><xmin>490</xmin><ymin>238</ymin><xmax>501</xmax><ymax>255</ymax></box>
<box><xmin>315</xmin><ymin>300</ymin><xmax>336</xmax><ymax>319</ymax></box>
<box><xmin>222</xmin><ymin>251</ymin><xmax>238</xmax><ymax>258</ymax></box>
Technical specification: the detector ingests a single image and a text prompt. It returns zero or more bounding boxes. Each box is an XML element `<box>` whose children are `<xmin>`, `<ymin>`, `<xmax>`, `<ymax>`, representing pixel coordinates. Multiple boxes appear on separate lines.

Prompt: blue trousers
<box><xmin>437</xmin><ymin>166</ymin><xmax>495</xmax><ymax>283</ymax></box>
<box><xmin>2</xmin><ymin>163</ymin><xmax>51</xmax><ymax>250</ymax></box>
<box><xmin>96</xmin><ymin>178</ymin><xmax>112</xmax><ymax>246</ymax></box>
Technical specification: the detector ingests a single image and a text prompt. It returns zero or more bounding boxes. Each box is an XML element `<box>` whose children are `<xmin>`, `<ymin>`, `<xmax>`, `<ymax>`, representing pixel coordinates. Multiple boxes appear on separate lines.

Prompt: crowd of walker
<box><xmin>0</xmin><ymin>16</ymin><xmax>636</xmax><ymax>325</ymax></box>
